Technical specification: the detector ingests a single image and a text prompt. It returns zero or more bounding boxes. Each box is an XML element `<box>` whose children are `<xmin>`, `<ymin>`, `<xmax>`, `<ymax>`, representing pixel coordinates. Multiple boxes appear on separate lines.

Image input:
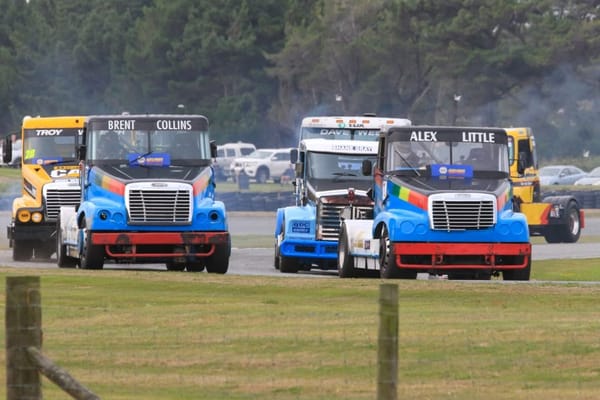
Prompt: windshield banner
<box><xmin>431</xmin><ymin>164</ymin><xmax>473</xmax><ymax>178</ymax></box>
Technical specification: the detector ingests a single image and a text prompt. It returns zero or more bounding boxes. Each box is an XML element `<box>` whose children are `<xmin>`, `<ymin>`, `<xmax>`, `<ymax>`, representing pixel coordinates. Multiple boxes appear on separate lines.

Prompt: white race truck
<box><xmin>273</xmin><ymin>115</ymin><xmax>411</xmax><ymax>273</ymax></box>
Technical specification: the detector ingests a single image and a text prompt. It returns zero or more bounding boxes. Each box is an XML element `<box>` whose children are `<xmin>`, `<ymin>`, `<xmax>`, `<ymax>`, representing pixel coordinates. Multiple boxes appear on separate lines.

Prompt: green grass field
<box><xmin>1</xmin><ymin>258</ymin><xmax>600</xmax><ymax>400</ymax></box>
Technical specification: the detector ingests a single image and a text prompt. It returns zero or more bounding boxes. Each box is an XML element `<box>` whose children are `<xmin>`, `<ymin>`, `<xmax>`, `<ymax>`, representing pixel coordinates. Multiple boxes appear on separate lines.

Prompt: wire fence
<box><xmin>4</xmin><ymin>276</ymin><xmax>399</xmax><ymax>400</ymax></box>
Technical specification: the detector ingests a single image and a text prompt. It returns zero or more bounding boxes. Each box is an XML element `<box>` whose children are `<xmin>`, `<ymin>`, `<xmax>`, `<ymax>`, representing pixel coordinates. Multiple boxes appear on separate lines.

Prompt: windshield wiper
<box><xmin>332</xmin><ymin>172</ymin><xmax>357</xmax><ymax>177</ymax></box>
<box><xmin>44</xmin><ymin>158</ymin><xmax>77</xmax><ymax>166</ymax></box>
<box><xmin>331</xmin><ymin>172</ymin><xmax>358</xmax><ymax>181</ymax></box>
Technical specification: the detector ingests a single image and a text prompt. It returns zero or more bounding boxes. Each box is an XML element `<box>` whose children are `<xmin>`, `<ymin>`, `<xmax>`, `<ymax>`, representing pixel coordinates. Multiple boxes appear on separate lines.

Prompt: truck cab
<box><xmin>4</xmin><ymin>116</ymin><xmax>84</xmax><ymax>261</ymax></box>
<box><xmin>506</xmin><ymin>127</ymin><xmax>583</xmax><ymax>243</ymax></box>
<box><xmin>57</xmin><ymin>114</ymin><xmax>230</xmax><ymax>272</ymax></box>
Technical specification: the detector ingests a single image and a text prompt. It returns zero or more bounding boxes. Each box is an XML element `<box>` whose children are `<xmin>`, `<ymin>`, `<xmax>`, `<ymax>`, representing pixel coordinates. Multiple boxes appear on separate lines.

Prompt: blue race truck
<box><xmin>339</xmin><ymin>125</ymin><xmax>532</xmax><ymax>280</ymax></box>
<box><xmin>57</xmin><ymin>114</ymin><xmax>230</xmax><ymax>272</ymax></box>
<box><xmin>274</xmin><ymin>115</ymin><xmax>411</xmax><ymax>273</ymax></box>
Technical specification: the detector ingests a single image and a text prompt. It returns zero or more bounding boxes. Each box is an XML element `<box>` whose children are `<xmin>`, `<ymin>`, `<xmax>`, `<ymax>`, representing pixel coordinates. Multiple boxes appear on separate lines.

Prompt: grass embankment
<box><xmin>1</xmin><ymin>263</ymin><xmax>600</xmax><ymax>400</ymax></box>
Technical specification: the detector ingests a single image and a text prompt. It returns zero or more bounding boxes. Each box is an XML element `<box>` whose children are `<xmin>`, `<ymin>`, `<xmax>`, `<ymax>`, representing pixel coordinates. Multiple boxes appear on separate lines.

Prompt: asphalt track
<box><xmin>1</xmin><ymin>211</ymin><xmax>600</xmax><ymax>277</ymax></box>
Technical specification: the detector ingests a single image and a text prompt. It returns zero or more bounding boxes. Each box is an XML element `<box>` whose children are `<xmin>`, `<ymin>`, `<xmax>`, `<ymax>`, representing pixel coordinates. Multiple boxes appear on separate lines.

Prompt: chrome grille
<box><xmin>430</xmin><ymin>198</ymin><xmax>495</xmax><ymax>231</ymax></box>
<box><xmin>126</xmin><ymin>183</ymin><xmax>192</xmax><ymax>224</ymax></box>
<box><xmin>45</xmin><ymin>189</ymin><xmax>81</xmax><ymax>220</ymax></box>
<box><xmin>318</xmin><ymin>203</ymin><xmax>372</xmax><ymax>241</ymax></box>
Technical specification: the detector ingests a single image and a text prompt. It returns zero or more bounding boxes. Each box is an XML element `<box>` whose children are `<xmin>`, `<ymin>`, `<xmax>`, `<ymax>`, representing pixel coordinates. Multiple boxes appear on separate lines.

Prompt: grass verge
<box><xmin>1</xmin><ymin>264</ymin><xmax>600</xmax><ymax>400</ymax></box>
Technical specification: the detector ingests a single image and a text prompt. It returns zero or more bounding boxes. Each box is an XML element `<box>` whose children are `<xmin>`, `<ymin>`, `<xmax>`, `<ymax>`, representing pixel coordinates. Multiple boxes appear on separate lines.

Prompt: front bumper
<box><xmin>279</xmin><ymin>238</ymin><xmax>338</xmax><ymax>260</ymax></box>
<box><xmin>391</xmin><ymin>242</ymin><xmax>531</xmax><ymax>270</ymax></box>
<box><xmin>8</xmin><ymin>222</ymin><xmax>56</xmax><ymax>241</ymax></box>
<box><xmin>91</xmin><ymin>231</ymin><xmax>230</xmax><ymax>259</ymax></box>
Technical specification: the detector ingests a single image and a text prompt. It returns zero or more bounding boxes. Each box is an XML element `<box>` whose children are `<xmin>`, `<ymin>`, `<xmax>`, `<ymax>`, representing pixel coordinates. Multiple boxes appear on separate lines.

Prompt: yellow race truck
<box><xmin>2</xmin><ymin>116</ymin><xmax>84</xmax><ymax>260</ymax></box>
<box><xmin>507</xmin><ymin>127</ymin><xmax>583</xmax><ymax>243</ymax></box>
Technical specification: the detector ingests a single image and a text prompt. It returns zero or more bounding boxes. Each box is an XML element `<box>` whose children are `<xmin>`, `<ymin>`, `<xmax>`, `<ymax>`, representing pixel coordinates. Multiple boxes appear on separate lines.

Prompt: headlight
<box><xmin>17</xmin><ymin>210</ymin><xmax>31</xmax><ymax>223</ymax></box>
<box><xmin>31</xmin><ymin>212</ymin><xmax>43</xmax><ymax>223</ymax></box>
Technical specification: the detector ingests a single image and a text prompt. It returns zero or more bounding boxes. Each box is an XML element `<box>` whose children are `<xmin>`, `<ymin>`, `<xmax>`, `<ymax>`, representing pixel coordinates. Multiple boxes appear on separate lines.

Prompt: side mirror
<box><xmin>77</xmin><ymin>144</ymin><xmax>87</xmax><ymax>160</ymax></box>
<box><xmin>2</xmin><ymin>135</ymin><xmax>12</xmax><ymax>164</ymax></box>
<box><xmin>210</xmin><ymin>140</ymin><xmax>217</xmax><ymax>158</ymax></box>
<box><xmin>362</xmin><ymin>160</ymin><xmax>372</xmax><ymax>176</ymax></box>
<box><xmin>517</xmin><ymin>158</ymin><xmax>526</xmax><ymax>175</ymax></box>
<box><xmin>290</xmin><ymin>149</ymin><xmax>298</xmax><ymax>163</ymax></box>
<box><xmin>295</xmin><ymin>162</ymin><xmax>304</xmax><ymax>177</ymax></box>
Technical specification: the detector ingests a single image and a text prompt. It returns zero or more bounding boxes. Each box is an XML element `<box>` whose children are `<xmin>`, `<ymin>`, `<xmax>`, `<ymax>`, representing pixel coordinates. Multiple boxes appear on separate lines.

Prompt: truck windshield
<box><xmin>89</xmin><ymin>128</ymin><xmax>211</xmax><ymax>164</ymax></box>
<box><xmin>23</xmin><ymin>129</ymin><xmax>79</xmax><ymax>164</ymax></box>
<box><xmin>306</xmin><ymin>151</ymin><xmax>376</xmax><ymax>190</ymax></box>
<box><xmin>387</xmin><ymin>140</ymin><xmax>509</xmax><ymax>174</ymax></box>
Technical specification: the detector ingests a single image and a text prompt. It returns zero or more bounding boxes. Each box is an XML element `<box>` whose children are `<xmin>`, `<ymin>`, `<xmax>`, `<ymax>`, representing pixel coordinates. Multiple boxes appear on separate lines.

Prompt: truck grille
<box><xmin>430</xmin><ymin>196</ymin><xmax>495</xmax><ymax>231</ymax></box>
<box><xmin>45</xmin><ymin>189</ymin><xmax>81</xmax><ymax>220</ymax></box>
<box><xmin>318</xmin><ymin>203</ymin><xmax>372</xmax><ymax>241</ymax></box>
<box><xmin>126</xmin><ymin>183</ymin><xmax>193</xmax><ymax>224</ymax></box>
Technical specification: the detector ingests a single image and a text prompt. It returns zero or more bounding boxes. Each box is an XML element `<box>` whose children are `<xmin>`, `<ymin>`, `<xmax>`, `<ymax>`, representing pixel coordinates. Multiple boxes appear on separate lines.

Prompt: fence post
<box><xmin>6</xmin><ymin>276</ymin><xmax>42</xmax><ymax>400</ymax></box>
<box><xmin>377</xmin><ymin>283</ymin><xmax>398</xmax><ymax>400</ymax></box>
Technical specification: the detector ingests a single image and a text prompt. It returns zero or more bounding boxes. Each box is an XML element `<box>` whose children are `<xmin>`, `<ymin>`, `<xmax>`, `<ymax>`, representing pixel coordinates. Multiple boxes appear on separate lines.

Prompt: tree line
<box><xmin>1</xmin><ymin>0</ymin><xmax>599</xmax><ymax>159</ymax></box>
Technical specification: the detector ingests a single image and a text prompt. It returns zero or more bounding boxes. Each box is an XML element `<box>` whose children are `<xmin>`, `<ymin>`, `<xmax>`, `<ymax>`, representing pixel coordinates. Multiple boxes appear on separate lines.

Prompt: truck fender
<box><xmin>541</xmin><ymin>195</ymin><xmax>580</xmax><ymax>210</ymax></box>
<box><xmin>58</xmin><ymin>206</ymin><xmax>78</xmax><ymax>246</ymax></box>
<box><xmin>274</xmin><ymin>208</ymin><xmax>285</xmax><ymax>237</ymax></box>
<box><xmin>343</xmin><ymin>219</ymin><xmax>379</xmax><ymax>258</ymax></box>
<box><xmin>279</xmin><ymin>205</ymin><xmax>315</xmax><ymax>238</ymax></box>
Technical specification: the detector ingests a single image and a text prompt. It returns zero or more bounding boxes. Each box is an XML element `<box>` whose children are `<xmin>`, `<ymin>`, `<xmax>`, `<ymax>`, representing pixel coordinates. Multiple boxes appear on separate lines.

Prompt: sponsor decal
<box><xmin>291</xmin><ymin>221</ymin><xmax>311</xmax><ymax>234</ymax></box>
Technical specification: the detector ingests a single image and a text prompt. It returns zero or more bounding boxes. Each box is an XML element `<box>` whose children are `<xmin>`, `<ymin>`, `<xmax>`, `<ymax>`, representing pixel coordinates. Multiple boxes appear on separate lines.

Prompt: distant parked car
<box><xmin>539</xmin><ymin>165</ymin><xmax>587</xmax><ymax>186</ymax></box>
<box><xmin>213</xmin><ymin>142</ymin><xmax>256</xmax><ymax>181</ymax></box>
<box><xmin>574</xmin><ymin>166</ymin><xmax>600</xmax><ymax>185</ymax></box>
<box><xmin>230</xmin><ymin>148</ymin><xmax>294</xmax><ymax>183</ymax></box>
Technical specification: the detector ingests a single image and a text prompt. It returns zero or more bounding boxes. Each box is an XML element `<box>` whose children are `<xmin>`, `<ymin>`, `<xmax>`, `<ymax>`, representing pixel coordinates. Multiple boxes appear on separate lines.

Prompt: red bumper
<box><xmin>391</xmin><ymin>242</ymin><xmax>531</xmax><ymax>270</ymax></box>
<box><xmin>91</xmin><ymin>231</ymin><xmax>230</xmax><ymax>258</ymax></box>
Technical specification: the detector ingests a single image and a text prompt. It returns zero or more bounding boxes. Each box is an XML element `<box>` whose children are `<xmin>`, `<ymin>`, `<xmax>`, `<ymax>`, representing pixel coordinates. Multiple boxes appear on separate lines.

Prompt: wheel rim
<box><xmin>379</xmin><ymin>230</ymin><xmax>390</xmax><ymax>273</ymax></box>
<box><xmin>568</xmin><ymin>209</ymin><xmax>579</xmax><ymax>235</ymax></box>
<box><xmin>338</xmin><ymin>237</ymin><xmax>346</xmax><ymax>269</ymax></box>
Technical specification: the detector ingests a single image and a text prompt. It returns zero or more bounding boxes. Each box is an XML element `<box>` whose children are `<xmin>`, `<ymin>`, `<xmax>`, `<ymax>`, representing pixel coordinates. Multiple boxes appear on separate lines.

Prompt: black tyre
<box><xmin>13</xmin><ymin>239</ymin><xmax>34</xmax><ymax>261</ymax></box>
<box><xmin>279</xmin><ymin>254</ymin><xmax>300</xmax><ymax>273</ymax></box>
<box><xmin>274</xmin><ymin>238</ymin><xmax>281</xmax><ymax>270</ymax></box>
<box><xmin>56</xmin><ymin>224</ymin><xmax>77</xmax><ymax>268</ymax></box>
<box><xmin>35</xmin><ymin>240</ymin><xmax>55</xmax><ymax>259</ymax></box>
<box><xmin>379</xmin><ymin>226</ymin><xmax>416</xmax><ymax>279</ymax></box>
<box><xmin>379</xmin><ymin>226</ymin><xmax>399</xmax><ymax>279</ymax></box>
<box><xmin>80</xmin><ymin>229</ymin><xmax>104</xmax><ymax>270</ymax></box>
<box><xmin>186</xmin><ymin>262</ymin><xmax>205</xmax><ymax>272</ymax></box>
<box><xmin>184</xmin><ymin>246</ymin><xmax>207</xmax><ymax>272</ymax></box>
<box><xmin>255</xmin><ymin>167</ymin><xmax>269</xmax><ymax>184</ymax></box>
<box><xmin>558</xmin><ymin>201</ymin><xmax>581</xmax><ymax>243</ymax></box>
<box><xmin>338</xmin><ymin>225</ymin><xmax>356</xmax><ymax>278</ymax></box>
<box><xmin>205</xmin><ymin>238</ymin><xmax>231</xmax><ymax>274</ymax></box>
<box><xmin>166</xmin><ymin>262</ymin><xmax>186</xmax><ymax>271</ymax></box>
<box><xmin>503</xmin><ymin>260</ymin><xmax>531</xmax><ymax>281</ymax></box>
<box><xmin>543</xmin><ymin>228</ymin><xmax>562</xmax><ymax>244</ymax></box>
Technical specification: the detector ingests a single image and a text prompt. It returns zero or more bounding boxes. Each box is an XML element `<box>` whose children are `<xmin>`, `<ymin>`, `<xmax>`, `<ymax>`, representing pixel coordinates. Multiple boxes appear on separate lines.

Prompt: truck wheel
<box><xmin>13</xmin><ymin>239</ymin><xmax>34</xmax><ymax>261</ymax></box>
<box><xmin>274</xmin><ymin>238</ymin><xmax>281</xmax><ymax>270</ymax></box>
<box><xmin>35</xmin><ymin>241</ymin><xmax>55</xmax><ymax>259</ymax></box>
<box><xmin>542</xmin><ymin>229</ymin><xmax>562</xmax><ymax>244</ymax></box>
<box><xmin>256</xmin><ymin>167</ymin><xmax>269</xmax><ymax>184</ymax></box>
<box><xmin>559</xmin><ymin>201</ymin><xmax>581</xmax><ymax>243</ymax></box>
<box><xmin>80</xmin><ymin>229</ymin><xmax>104</xmax><ymax>270</ymax></box>
<box><xmin>279</xmin><ymin>255</ymin><xmax>300</xmax><ymax>273</ymax></box>
<box><xmin>166</xmin><ymin>262</ymin><xmax>186</xmax><ymax>271</ymax></box>
<box><xmin>379</xmin><ymin>226</ymin><xmax>416</xmax><ymax>279</ymax></box>
<box><xmin>503</xmin><ymin>260</ymin><xmax>531</xmax><ymax>281</ymax></box>
<box><xmin>57</xmin><ymin>224</ymin><xmax>77</xmax><ymax>268</ymax></box>
<box><xmin>186</xmin><ymin>262</ymin><xmax>205</xmax><ymax>272</ymax></box>
<box><xmin>338</xmin><ymin>225</ymin><xmax>356</xmax><ymax>278</ymax></box>
<box><xmin>205</xmin><ymin>239</ymin><xmax>231</xmax><ymax>274</ymax></box>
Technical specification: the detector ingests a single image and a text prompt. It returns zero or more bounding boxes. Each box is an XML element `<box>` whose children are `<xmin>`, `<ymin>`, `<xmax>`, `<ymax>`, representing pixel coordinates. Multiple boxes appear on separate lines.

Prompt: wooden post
<box><xmin>6</xmin><ymin>276</ymin><xmax>42</xmax><ymax>400</ymax></box>
<box><xmin>377</xmin><ymin>283</ymin><xmax>398</xmax><ymax>400</ymax></box>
